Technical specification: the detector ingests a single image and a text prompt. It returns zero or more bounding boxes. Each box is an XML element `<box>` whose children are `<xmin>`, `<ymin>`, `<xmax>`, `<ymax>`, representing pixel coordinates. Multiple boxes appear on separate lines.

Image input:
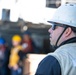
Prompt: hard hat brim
<box><xmin>47</xmin><ymin>19</ymin><xmax>76</xmax><ymax>28</ymax></box>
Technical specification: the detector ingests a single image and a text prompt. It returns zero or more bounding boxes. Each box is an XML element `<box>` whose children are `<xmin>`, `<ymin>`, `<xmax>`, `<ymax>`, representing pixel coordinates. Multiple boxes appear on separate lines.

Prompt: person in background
<box><xmin>22</xmin><ymin>31</ymin><xmax>33</xmax><ymax>55</ymax></box>
<box><xmin>8</xmin><ymin>35</ymin><xmax>23</xmax><ymax>75</ymax></box>
<box><xmin>0</xmin><ymin>37</ymin><xmax>9</xmax><ymax>75</ymax></box>
<box><xmin>35</xmin><ymin>3</ymin><xmax>76</xmax><ymax>75</ymax></box>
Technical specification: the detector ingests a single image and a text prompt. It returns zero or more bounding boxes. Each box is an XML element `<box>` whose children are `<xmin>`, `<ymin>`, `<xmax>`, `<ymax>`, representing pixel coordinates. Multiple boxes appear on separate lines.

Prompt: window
<box><xmin>2</xmin><ymin>9</ymin><xmax>10</xmax><ymax>21</ymax></box>
<box><xmin>46</xmin><ymin>0</ymin><xmax>61</xmax><ymax>8</ymax></box>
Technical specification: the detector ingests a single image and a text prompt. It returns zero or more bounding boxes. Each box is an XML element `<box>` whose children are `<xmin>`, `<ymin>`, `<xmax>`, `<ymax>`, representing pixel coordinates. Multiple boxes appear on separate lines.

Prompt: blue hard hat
<box><xmin>0</xmin><ymin>38</ymin><xmax>5</xmax><ymax>45</ymax></box>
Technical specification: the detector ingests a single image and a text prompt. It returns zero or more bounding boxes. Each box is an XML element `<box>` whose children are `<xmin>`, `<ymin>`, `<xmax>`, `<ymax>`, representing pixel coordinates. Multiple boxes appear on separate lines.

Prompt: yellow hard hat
<box><xmin>12</xmin><ymin>35</ymin><xmax>22</xmax><ymax>42</ymax></box>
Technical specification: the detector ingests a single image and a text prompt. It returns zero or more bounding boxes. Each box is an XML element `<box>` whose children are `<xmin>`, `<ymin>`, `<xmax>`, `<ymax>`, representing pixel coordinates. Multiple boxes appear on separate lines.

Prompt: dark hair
<box><xmin>69</xmin><ymin>26</ymin><xmax>76</xmax><ymax>33</ymax></box>
<box><xmin>63</xmin><ymin>24</ymin><xmax>76</xmax><ymax>33</ymax></box>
